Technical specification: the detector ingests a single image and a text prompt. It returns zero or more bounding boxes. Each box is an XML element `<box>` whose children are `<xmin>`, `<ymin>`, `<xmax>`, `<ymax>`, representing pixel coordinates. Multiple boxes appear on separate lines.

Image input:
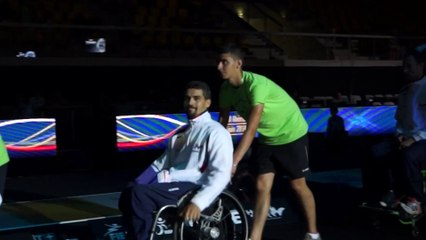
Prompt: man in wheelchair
<box><xmin>118</xmin><ymin>81</ymin><xmax>234</xmax><ymax>240</ymax></box>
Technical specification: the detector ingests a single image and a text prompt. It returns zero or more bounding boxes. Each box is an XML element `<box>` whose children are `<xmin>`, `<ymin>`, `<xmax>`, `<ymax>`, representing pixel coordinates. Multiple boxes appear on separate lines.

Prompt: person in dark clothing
<box><xmin>326</xmin><ymin>105</ymin><xmax>346</xmax><ymax>140</ymax></box>
<box><xmin>325</xmin><ymin>105</ymin><xmax>347</xmax><ymax>161</ymax></box>
<box><xmin>379</xmin><ymin>46</ymin><xmax>426</xmax><ymax>216</ymax></box>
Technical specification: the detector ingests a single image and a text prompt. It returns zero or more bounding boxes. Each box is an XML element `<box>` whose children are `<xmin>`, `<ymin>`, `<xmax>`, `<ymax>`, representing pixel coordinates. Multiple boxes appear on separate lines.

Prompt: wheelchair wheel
<box><xmin>174</xmin><ymin>190</ymin><xmax>249</xmax><ymax>240</ymax></box>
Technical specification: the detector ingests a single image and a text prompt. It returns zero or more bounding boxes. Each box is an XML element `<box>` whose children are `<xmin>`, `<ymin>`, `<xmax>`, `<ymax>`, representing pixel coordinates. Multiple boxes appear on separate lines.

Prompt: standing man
<box><xmin>379</xmin><ymin>46</ymin><xmax>426</xmax><ymax>215</ymax></box>
<box><xmin>217</xmin><ymin>44</ymin><xmax>320</xmax><ymax>240</ymax></box>
<box><xmin>119</xmin><ymin>81</ymin><xmax>233</xmax><ymax>240</ymax></box>
<box><xmin>326</xmin><ymin>105</ymin><xmax>346</xmax><ymax>140</ymax></box>
<box><xmin>326</xmin><ymin>105</ymin><xmax>347</xmax><ymax>160</ymax></box>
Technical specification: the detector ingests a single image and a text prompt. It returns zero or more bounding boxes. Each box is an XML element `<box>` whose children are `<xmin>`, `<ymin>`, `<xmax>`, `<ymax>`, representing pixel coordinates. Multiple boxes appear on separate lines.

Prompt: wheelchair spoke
<box><xmin>174</xmin><ymin>190</ymin><xmax>249</xmax><ymax>240</ymax></box>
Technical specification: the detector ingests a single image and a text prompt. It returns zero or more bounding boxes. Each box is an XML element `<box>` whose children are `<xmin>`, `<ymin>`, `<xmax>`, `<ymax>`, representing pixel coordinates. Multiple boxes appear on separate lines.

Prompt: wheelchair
<box><xmin>149</xmin><ymin>189</ymin><xmax>249</xmax><ymax>240</ymax></box>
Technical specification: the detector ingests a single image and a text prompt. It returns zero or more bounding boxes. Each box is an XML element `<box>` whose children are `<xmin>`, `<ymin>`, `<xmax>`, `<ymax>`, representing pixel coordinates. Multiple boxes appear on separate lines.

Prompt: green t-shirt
<box><xmin>219</xmin><ymin>71</ymin><xmax>308</xmax><ymax>145</ymax></box>
<box><xmin>0</xmin><ymin>135</ymin><xmax>9</xmax><ymax>166</ymax></box>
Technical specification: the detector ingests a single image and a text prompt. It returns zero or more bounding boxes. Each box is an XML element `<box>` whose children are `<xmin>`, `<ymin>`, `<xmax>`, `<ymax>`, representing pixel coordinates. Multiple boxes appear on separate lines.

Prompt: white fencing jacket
<box><xmin>151</xmin><ymin>111</ymin><xmax>233</xmax><ymax>211</ymax></box>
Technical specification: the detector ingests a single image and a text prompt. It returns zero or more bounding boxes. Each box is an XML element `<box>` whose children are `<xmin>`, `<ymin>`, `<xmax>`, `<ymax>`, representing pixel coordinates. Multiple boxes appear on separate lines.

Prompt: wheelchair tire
<box><xmin>174</xmin><ymin>190</ymin><xmax>249</xmax><ymax>240</ymax></box>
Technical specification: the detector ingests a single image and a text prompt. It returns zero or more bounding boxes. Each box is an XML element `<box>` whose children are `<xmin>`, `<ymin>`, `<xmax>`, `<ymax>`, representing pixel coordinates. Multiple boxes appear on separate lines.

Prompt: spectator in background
<box><xmin>326</xmin><ymin>105</ymin><xmax>347</xmax><ymax>142</ymax></box>
<box><xmin>28</xmin><ymin>91</ymin><xmax>46</xmax><ymax>117</ymax></box>
<box><xmin>14</xmin><ymin>92</ymin><xmax>46</xmax><ymax>118</ymax></box>
<box><xmin>379</xmin><ymin>45</ymin><xmax>426</xmax><ymax>216</ymax></box>
<box><xmin>332</xmin><ymin>92</ymin><xmax>348</xmax><ymax>106</ymax></box>
<box><xmin>217</xmin><ymin>43</ymin><xmax>320</xmax><ymax>240</ymax></box>
<box><xmin>325</xmin><ymin>105</ymin><xmax>347</xmax><ymax>164</ymax></box>
<box><xmin>0</xmin><ymin>134</ymin><xmax>10</xmax><ymax>206</ymax></box>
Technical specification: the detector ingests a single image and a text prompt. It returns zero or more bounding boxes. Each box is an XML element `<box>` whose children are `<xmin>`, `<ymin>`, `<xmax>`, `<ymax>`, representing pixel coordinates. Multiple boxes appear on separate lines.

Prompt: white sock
<box><xmin>307</xmin><ymin>233</ymin><xmax>320</xmax><ymax>239</ymax></box>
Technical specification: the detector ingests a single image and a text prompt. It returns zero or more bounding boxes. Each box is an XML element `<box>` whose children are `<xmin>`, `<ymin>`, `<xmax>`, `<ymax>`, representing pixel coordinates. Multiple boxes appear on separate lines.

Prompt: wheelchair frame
<box><xmin>149</xmin><ymin>189</ymin><xmax>249</xmax><ymax>240</ymax></box>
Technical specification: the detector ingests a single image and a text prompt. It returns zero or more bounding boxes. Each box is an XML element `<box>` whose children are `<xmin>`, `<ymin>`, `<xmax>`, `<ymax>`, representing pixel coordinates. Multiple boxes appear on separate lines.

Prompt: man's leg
<box><xmin>0</xmin><ymin>163</ymin><xmax>8</xmax><ymax>196</ymax></box>
<box><xmin>130</xmin><ymin>182</ymin><xmax>198</xmax><ymax>240</ymax></box>
<box><xmin>119</xmin><ymin>166</ymin><xmax>159</xmax><ymax>233</ymax></box>
<box><xmin>290</xmin><ymin>177</ymin><xmax>318</xmax><ymax>234</ymax></box>
<box><xmin>401</xmin><ymin>140</ymin><xmax>426</xmax><ymax>201</ymax></box>
<box><xmin>249</xmin><ymin>172</ymin><xmax>274</xmax><ymax>240</ymax></box>
<box><xmin>118</xmin><ymin>182</ymin><xmax>135</xmax><ymax>235</ymax></box>
<box><xmin>0</xmin><ymin>163</ymin><xmax>7</xmax><ymax>207</ymax></box>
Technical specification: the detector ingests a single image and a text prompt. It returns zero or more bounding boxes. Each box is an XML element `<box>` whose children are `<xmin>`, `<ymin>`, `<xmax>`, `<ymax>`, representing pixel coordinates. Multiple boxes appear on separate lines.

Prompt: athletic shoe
<box><xmin>379</xmin><ymin>190</ymin><xmax>399</xmax><ymax>208</ymax></box>
<box><xmin>400</xmin><ymin>199</ymin><xmax>422</xmax><ymax>215</ymax></box>
<box><xmin>304</xmin><ymin>233</ymin><xmax>321</xmax><ymax>240</ymax></box>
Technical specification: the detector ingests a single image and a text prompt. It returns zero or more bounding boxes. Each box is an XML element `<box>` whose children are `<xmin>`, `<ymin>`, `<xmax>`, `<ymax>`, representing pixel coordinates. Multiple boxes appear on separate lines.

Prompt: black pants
<box><xmin>121</xmin><ymin>182</ymin><xmax>198</xmax><ymax>240</ymax></box>
<box><xmin>0</xmin><ymin>163</ymin><xmax>8</xmax><ymax>195</ymax></box>
<box><xmin>371</xmin><ymin>138</ymin><xmax>426</xmax><ymax>201</ymax></box>
<box><xmin>399</xmin><ymin>140</ymin><xmax>426</xmax><ymax>201</ymax></box>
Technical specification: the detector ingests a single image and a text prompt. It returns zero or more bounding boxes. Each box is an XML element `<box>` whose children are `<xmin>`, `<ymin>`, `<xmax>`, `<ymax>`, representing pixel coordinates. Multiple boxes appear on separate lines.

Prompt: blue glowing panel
<box><xmin>117</xmin><ymin>114</ymin><xmax>187</xmax><ymax>151</ymax></box>
<box><xmin>302</xmin><ymin>106</ymin><xmax>396</xmax><ymax>136</ymax></box>
<box><xmin>116</xmin><ymin>112</ymin><xmax>246</xmax><ymax>152</ymax></box>
<box><xmin>116</xmin><ymin>106</ymin><xmax>397</xmax><ymax>152</ymax></box>
<box><xmin>0</xmin><ymin>118</ymin><xmax>57</xmax><ymax>158</ymax></box>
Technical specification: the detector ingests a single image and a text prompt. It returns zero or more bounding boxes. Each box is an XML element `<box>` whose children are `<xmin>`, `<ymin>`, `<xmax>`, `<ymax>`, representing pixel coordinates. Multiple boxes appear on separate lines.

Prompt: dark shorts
<box><xmin>250</xmin><ymin>134</ymin><xmax>310</xmax><ymax>179</ymax></box>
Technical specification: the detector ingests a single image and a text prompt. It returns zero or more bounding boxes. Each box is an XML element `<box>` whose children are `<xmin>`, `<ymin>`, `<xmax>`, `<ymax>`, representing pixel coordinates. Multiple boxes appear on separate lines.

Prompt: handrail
<box><xmin>2</xmin><ymin>22</ymin><xmax>426</xmax><ymax>65</ymax></box>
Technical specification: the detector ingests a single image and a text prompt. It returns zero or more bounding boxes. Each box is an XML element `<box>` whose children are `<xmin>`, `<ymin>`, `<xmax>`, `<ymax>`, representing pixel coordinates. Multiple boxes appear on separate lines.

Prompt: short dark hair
<box><xmin>185</xmin><ymin>81</ymin><xmax>211</xmax><ymax>100</ymax></box>
<box><xmin>219</xmin><ymin>43</ymin><xmax>245</xmax><ymax>60</ymax></box>
<box><xmin>330</xmin><ymin>105</ymin><xmax>338</xmax><ymax>114</ymax></box>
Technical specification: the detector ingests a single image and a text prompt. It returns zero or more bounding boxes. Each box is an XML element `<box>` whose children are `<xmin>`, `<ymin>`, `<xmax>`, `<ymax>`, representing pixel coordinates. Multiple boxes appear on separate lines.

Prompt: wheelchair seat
<box><xmin>149</xmin><ymin>189</ymin><xmax>249</xmax><ymax>240</ymax></box>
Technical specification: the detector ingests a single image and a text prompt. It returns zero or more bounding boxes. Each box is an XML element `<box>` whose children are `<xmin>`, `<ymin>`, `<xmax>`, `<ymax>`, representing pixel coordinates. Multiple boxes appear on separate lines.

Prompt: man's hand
<box><xmin>399</xmin><ymin>137</ymin><xmax>415</xmax><ymax>149</ymax></box>
<box><xmin>231</xmin><ymin>163</ymin><xmax>238</xmax><ymax>176</ymax></box>
<box><xmin>179</xmin><ymin>202</ymin><xmax>201</xmax><ymax>221</ymax></box>
<box><xmin>157</xmin><ymin>170</ymin><xmax>171</xmax><ymax>183</ymax></box>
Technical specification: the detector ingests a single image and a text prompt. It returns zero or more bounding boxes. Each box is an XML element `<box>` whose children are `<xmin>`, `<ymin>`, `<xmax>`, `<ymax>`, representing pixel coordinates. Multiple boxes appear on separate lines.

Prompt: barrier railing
<box><xmin>1</xmin><ymin>22</ymin><xmax>426</xmax><ymax>66</ymax></box>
